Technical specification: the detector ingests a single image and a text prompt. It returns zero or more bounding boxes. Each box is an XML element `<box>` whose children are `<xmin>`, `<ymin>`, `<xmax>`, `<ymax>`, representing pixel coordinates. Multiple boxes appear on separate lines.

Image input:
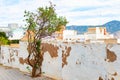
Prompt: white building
<box><xmin>0</xmin><ymin>27</ymin><xmax>10</xmax><ymax>32</ymax></box>
<box><xmin>0</xmin><ymin>23</ymin><xmax>25</xmax><ymax>40</ymax></box>
<box><xmin>117</xmin><ymin>39</ymin><xmax>120</xmax><ymax>43</ymax></box>
<box><xmin>96</xmin><ymin>27</ymin><xmax>106</xmax><ymax>39</ymax></box>
<box><xmin>96</xmin><ymin>27</ymin><xmax>114</xmax><ymax>39</ymax></box>
<box><xmin>0</xmin><ymin>26</ymin><xmax>11</xmax><ymax>37</ymax></box>
<box><xmin>85</xmin><ymin>27</ymin><xmax>114</xmax><ymax>40</ymax></box>
<box><xmin>8</xmin><ymin>23</ymin><xmax>18</xmax><ymax>30</ymax></box>
<box><xmin>63</xmin><ymin>30</ymin><xmax>77</xmax><ymax>42</ymax></box>
<box><xmin>63</xmin><ymin>30</ymin><xmax>77</xmax><ymax>38</ymax></box>
<box><xmin>9</xmin><ymin>27</ymin><xmax>25</xmax><ymax>40</ymax></box>
<box><xmin>63</xmin><ymin>27</ymin><xmax>116</xmax><ymax>43</ymax></box>
<box><xmin>63</xmin><ymin>30</ymin><xmax>85</xmax><ymax>42</ymax></box>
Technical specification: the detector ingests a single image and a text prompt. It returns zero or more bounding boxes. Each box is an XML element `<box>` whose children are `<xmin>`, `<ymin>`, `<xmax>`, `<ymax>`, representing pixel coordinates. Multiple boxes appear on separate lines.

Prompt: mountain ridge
<box><xmin>66</xmin><ymin>20</ymin><xmax>120</xmax><ymax>34</ymax></box>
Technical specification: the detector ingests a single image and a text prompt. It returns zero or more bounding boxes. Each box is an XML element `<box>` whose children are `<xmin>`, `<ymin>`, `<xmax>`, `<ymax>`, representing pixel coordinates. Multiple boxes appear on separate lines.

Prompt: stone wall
<box><xmin>0</xmin><ymin>41</ymin><xmax>120</xmax><ymax>80</ymax></box>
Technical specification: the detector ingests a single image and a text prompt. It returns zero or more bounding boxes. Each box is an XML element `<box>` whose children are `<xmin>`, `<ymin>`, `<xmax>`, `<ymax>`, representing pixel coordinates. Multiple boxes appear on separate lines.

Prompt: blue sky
<box><xmin>2</xmin><ymin>0</ymin><xmax>19</xmax><ymax>5</ymax></box>
<box><xmin>0</xmin><ymin>0</ymin><xmax>120</xmax><ymax>26</ymax></box>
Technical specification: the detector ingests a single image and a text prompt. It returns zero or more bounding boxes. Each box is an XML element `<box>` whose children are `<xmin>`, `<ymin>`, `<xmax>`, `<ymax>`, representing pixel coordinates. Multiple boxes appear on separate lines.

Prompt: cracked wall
<box><xmin>1</xmin><ymin>42</ymin><xmax>120</xmax><ymax>80</ymax></box>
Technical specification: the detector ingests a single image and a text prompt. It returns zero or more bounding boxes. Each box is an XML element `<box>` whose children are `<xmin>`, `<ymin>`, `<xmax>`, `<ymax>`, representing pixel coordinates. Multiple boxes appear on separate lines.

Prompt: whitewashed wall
<box><xmin>0</xmin><ymin>46</ymin><xmax>19</xmax><ymax>68</ymax></box>
<box><xmin>0</xmin><ymin>42</ymin><xmax>120</xmax><ymax>80</ymax></box>
<box><xmin>19</xmin><ymin>41</ymin><xmax>32</xmax><ymax>72</ymax></box>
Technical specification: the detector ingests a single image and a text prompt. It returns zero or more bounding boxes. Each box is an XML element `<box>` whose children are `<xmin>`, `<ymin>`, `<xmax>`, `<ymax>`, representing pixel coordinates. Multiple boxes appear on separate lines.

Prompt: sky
<box><xmin>0</xmin><ymin>0</ymin><xmax>120</xmax><ymax>26</ymax></box>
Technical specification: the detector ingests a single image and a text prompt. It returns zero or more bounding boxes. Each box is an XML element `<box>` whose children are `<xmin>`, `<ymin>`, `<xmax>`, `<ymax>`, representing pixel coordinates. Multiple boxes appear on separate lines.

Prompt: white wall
<box><xmin>117</xmin><ymin>39</ymin><xmax>120</xmax><ymax>43</ymax></box>
<box><xmin>85</xmin><ymin>33</ymin><xmax>96</xmax><ymax>40</ymax></box>
<box><xmin>42</xmin><ymin>51</ymin><xmax>62</xmax><ymax>79</ymax></box>
<box><xmin>63</xmin><ymin>30</ymin><xmax>77</xmax><ymax>36</ymax></box>
<box><xmin>63</xmin><ymin>30</ymin><xmax>85</xmax><ymax>42</ymax></box>
<box><xmin>0</xmin><ymin>46</ymin><xmax>19</xmax><ymax>67</ymax></box>
<box><xmin>19</xmin><ymin>41</ymin><xmax>32</xmax><ymax>72</ymax></box>
<box><xmin>1</xmin><ymin>42</ymin><xmax>120</xmax><ymax>80</ymax></box>
<box><xmin>63</xmin><ymin>30</ymin><xmax>77</xmax><ymax>41</ymax></box>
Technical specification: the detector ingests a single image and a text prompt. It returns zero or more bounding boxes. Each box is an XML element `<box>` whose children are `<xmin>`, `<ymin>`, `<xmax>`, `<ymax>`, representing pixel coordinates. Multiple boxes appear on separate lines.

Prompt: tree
<box><xmin>0</xmin><ymin>32</ymin><xmax>9</xmax><ymax>54</ymax></box>
<box><xmin>24</xmin><ymin>2</ymin><xmax>68</xmax><ymax>77</ymax></box>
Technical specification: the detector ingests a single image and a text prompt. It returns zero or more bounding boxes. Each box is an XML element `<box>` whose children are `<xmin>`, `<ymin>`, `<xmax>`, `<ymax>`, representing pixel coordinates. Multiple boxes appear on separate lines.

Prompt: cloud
<box><xmin>0</xmin><ymin>0</ymin><xmax>120</xmax><ymax>26</ymax></box>
<box><xmin>54</xmin><ymin>0</ymin><xmax>120</xmax><ymax>25</ymax></box>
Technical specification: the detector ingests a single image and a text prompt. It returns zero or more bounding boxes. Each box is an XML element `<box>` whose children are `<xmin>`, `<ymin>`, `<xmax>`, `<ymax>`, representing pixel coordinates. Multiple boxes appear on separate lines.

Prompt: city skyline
<box><xmin>0</xmin><ymin>0</ymin><xmax>120</xmax><ymax>26</ymax></box>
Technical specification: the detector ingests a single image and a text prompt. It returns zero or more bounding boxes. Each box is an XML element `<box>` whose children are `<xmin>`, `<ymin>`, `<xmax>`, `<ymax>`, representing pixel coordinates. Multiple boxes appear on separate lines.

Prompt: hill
<box><xmin>103</xmin><ymin>20</ymin><xmax>120</xmax><ymax>33</ymax></box>
<box><xmin>66</xmin><ymin>20</ymin><xmax>120</xmax><ymax>34</ymax></box>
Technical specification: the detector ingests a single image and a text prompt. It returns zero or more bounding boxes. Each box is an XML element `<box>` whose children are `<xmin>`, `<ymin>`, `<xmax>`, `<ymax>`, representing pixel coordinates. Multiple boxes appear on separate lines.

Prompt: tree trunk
<box><xmin>32</xmin><ymin>66</ymin><xmax>36</xmax><ymax>77</ymax></box>
<box><xmin>0</xmin><ymin>46</ymin><xmax>1</xmax><ymax>63</ymax></box>
<box><xmin>0</xmin><ymin>46</ymin><xmax>1</xmax><ymax>54</ymax></box>
<box><xmin>32</xmin><ymin>66</ymin><xmax>42</xmax><ymax>77</ymax></box>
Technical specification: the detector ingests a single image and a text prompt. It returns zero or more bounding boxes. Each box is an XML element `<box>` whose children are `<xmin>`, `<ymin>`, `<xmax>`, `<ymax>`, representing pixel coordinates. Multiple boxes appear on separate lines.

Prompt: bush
<box><xmin>9</xmin><ymin>40</ymin><xmax>19</xmax><ymax>44</ymax></box>
<box><xmin>0</xmin><ymin>32</ymin><xmax>9</xmax><ymax>45</ymax></box>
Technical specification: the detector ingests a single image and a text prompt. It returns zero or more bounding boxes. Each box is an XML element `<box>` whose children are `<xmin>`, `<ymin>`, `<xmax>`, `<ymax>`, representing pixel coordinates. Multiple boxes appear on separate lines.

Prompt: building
<box><xmin>20</xmin><ymin>30</ymin><xmax>34</xmax><ymax>41</ymax></box>
<box><xmin>54</xmin><ymin>25</ymin><xmax>66</xmax><ymax>40</ymax></box>
<box><xmin>117</xmin><ymin>39</ymin><xmax>120</xmax><ymax>43</ymax></box>
<box><xmin>0</xmin><ymin>26</ymin><xmax>11</xmax><ymax>37</ymax></box>
<box><xmin>62</xmin><ymin>26</ymin><xmax>117</xmax><ymax>43</ymax></box>
<box><xmin>63</xmin><ymin>30</ymin><xmax>77</xmax><ymax>42</ymax></box>
<box><xmin>0</xmin><ymin>23</ymin><xmax>25</xmax><ymax>40</ymax></box>
<box><xmin>9</xmin><ymin>27</ymin><xmax>25</xmax><ymax>40</ymax></box>
<box><xmin>63</xmin><ymin>30</ymin><xmax>85</xmax><ymax>42</ymax></box>
<box><xmin>5</xmin><ymin>24</ymin><xmax>25</xmax><ymax>40</ymax></box>
<box><xmin>84</xmin><ymin>27</ymin><xmax>97</xmax><ymax>40</ymax></box>
<box><xmin>0</xmin><ymin>27</ymin><xmax>10</xmax><ymax>32</ymax></box>
<box><xmin>84</xmin><ymin>27</ymin><xmax>116</xmax><ymax>43</ymax></box>
<box><xmin>85</xmin><ymin>27</ymin><xmax>114</xmax><ymax>39</ymax></box>
<box><xmin>84</xmin><ymin>27</ymin><xmax>109</xmax><ymax>40</ymax></box>
<box><xmin>8</xmin><ymin>23</ymin><xmax>18</xmax><ymax>30</ymax></box>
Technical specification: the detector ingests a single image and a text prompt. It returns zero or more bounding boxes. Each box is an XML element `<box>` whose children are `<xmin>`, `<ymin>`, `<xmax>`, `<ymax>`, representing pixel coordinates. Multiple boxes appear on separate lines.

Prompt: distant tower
<box><xmin>8</xmin><ymin>23</ymin><xmax>18</xmax><ymax>30</ymax></box>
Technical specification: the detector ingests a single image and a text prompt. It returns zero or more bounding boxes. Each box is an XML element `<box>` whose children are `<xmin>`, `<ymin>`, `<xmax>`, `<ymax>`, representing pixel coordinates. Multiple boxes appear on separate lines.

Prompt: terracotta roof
<box><xmin>21</xmin><ymin>30</ymin><xmax>35</xmax><ymax>41</ymax></box>
<box><xmin>10</xmin><ymin>44</ymin><xmax>19</xmax><ymax>48</ymax></box>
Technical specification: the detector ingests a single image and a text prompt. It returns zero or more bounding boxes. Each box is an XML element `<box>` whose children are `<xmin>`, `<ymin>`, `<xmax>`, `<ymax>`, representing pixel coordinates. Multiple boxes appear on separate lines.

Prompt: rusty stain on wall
<box><xmin>16</xmin><ymin>51</ymin><xmax>18</xmax><ymax>56</ymax></box>
<box><xmin>76</xmin><ymin>59</ymin><xmax>81</xmax><ymax>65</ymax></box>
<box><xmin>10</xmin><ymin>58</ymin><xmax>15</xmax><ymax>62</ymax></box>
<box><xmin>41</xmin><ymin>43</ymin><xmax>59</xmax><ymax>58</ymax></box>
<box><xmin>112</xmin><ymin>72</ymin><xmax>117</xmax><ymax>76</ymax></box>
<box><xmin>63</xmin><ymin>42</ymin><xmax>68</xmax><ymax>44</ymax></box>
<box><xmin>59</xmin><ymin>45</ymin><xmax>62</xmax><ymax>48</ymax></box>
<box><xmin>8</xmin><ymin>59</ymin><xmax>9</xmax><ymax>63</ymax></box>
<box><xmin>106</xmin><ymin>48</ymin><xmax>117</xmax><ymax>62</ymax></box>
<box><xmin>2</xmin><ymin>55</ymin><xmax>4</xmax><ymax>59</ymax></box>
<box><xmin>19</xmin><ymin>57</ymin><xmax>34</xmax><ymax>65</ymax></box>
<box><xmin>98</xmin><ymin>76</ymin><xmax>103</xmax><ymax>80</ymax></box>
<box><xmin>10</xmin><ymin>53</ymin><xmax>14</xmax><ymax>57</ymax></box>
<box><xmin>62</xmin><ymin>46</ymin><xmax>71</xmax><ymax>68</ymax></box>
<box><xmin>111</xmin><ymin>77</ymin><xmax>114</xmax><ymax>80</ymax></box>
<box><xmin>8</xmin><ymin>49</ymin><xmax>18</xmax><ymax>62</ymax></box>
<box><xmin>19</xmin><ymin>57</ymin><xmax>24</xmax><ymax>65</ymax></box>
<box><xmin>19</xmin><ymin>43</ymin><xmax>58</xmax><ymax>68</ymax></box>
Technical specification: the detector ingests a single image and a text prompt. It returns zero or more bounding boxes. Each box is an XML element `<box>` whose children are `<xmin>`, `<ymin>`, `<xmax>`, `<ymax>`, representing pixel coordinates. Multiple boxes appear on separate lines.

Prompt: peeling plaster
<box><xmin>106</xmin><ymin>48</ymin><xmax>117</xmax><ymax>62</ymax></box>
<box><xmin>42</xmin><ymin>43</ymin><xmax>58</xmax><ymax>58</ymax></box>
<box><xmin>62</xmin><ymin>46</ymin><xmax>71</xmax><ymax>68</ymax></box>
